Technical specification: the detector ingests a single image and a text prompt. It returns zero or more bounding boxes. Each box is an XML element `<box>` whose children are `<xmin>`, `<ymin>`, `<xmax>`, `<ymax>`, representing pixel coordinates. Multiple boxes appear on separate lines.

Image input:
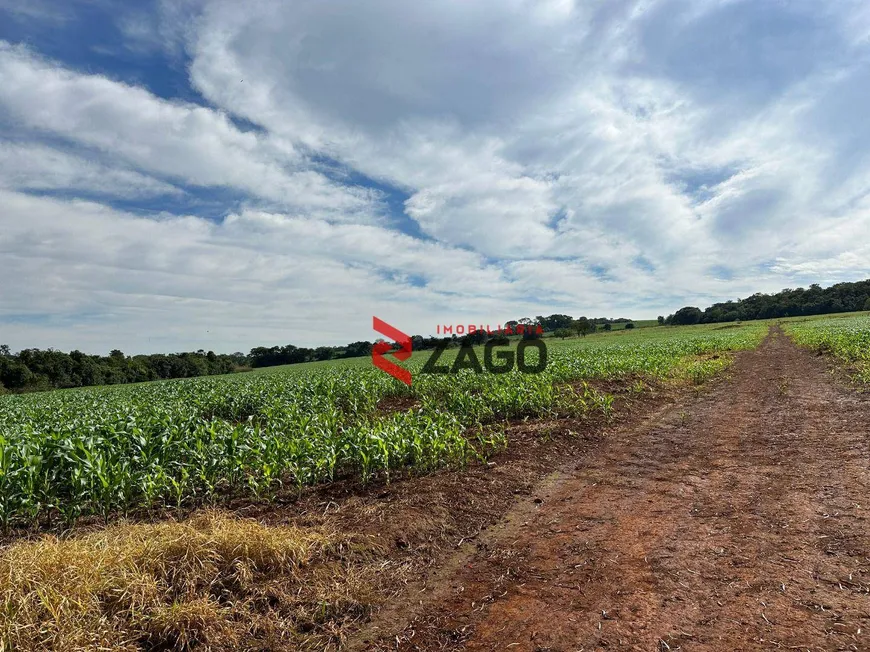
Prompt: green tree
<box><xmin>864</xmin><ymin>297</ymin><xmax>870</xmax><ymax>312</ymax></box>
<box><xmin>671</xmin><ymin>307</ymin><xmax>702</xmax><ymax>325</ymax></box>
<box><xmin>314</xmin><ymin>346</ymin><xmax>334</xmax><ymax>362</ymax></box>
<box><xmin>553</xmin><ymin>328</ymin><xmax>573</xmax><ymax>339</ymax></box>
<box><xmin>344</xmin><ymin>341</ymin><xmax>372</xmax><ymax>358</ymax></box>
<box><xmin>625</xmin><ymin>322</ymin><xmax>635</xmax><ymax>330</ymax></box>
<box><xmin>0</xmin><ymin>360</ymin><xmax>33</xmax><ymax>389</ymax></box>
<box><xmin>538</xmin><ymin>314</ymin><xmax>575</xmax><ymax>331</ymax></box>
<box><xmin>573</xmin><ymin>317</ymin><xmax>594</xmax><ymax>337</ymax></box>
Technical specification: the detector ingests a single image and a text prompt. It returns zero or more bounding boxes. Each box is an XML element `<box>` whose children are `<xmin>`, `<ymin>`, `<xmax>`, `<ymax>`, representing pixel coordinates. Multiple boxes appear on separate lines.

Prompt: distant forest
<box><xmin>2</xmin><ymin>278</ymin><xmax>869</xmax><ymax>393</ymax></box>
<box><xmin>662</xmin><ymin>279</ymin><xmax>870</xmax><ymax>325</ymax></box>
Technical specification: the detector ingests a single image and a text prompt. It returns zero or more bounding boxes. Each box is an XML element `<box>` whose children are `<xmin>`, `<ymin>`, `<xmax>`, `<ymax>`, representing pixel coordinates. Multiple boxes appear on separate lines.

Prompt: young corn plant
<box><xmin>0</xmin><ymin>321</ymin><xmax>769</xmax><ymax>527</ymax></box>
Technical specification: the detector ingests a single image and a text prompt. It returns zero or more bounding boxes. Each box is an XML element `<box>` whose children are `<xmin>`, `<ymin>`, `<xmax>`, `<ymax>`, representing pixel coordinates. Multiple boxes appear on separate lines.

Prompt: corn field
<box><xmin>785</xmin><ymin>314</ymin><xmax>870</xmax><ymax>384</ymax></box>
<box><xmin>0</xmin><ymin>324</ymin><xmax>766</xmax><ymax>528</ymax></box>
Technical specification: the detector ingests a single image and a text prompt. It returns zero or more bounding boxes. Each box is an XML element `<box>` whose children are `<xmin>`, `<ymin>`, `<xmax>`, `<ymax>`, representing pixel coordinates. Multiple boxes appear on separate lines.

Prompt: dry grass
<box><xmin>0</xmin><ymin>511</ymin><xmax>372</xmax><ymax>651</ymax></box>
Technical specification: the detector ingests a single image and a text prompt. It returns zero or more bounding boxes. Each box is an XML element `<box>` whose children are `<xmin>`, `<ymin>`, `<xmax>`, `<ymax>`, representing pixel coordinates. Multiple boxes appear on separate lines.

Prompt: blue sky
<box><xmin>1</xmin><ymin>0</ymin><xmax>869</xmax><ymax>353</ymax></box>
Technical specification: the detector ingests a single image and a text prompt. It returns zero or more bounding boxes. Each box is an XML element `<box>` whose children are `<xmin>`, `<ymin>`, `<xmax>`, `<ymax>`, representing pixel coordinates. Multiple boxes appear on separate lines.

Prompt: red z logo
<box><xmin>372</xmin><ymin>316</ymin><xmax>413</xmax><ymax>385</ymax></box>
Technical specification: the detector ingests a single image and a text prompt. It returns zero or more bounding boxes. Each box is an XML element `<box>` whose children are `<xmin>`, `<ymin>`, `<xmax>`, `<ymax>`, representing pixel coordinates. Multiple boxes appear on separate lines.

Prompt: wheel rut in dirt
<box><xmin>367</xmin><ymin>328</ymin><xmax>870</xmax><ymax>651</ymax></box>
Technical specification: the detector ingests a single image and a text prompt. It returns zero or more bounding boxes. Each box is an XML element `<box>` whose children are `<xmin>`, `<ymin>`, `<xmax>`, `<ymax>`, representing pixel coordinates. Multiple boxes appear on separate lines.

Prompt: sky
<box><xmin>1</xmin><ymin>0</ymin><xmax>869</xmax><ymax>354</ymax></box>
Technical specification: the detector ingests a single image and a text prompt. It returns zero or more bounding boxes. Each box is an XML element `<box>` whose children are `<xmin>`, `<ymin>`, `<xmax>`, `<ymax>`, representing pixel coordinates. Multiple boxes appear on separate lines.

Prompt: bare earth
<box><xmin>362</xmin><ymin>328</ymin><xmax>870</xmax><ymax>651</ymax></box>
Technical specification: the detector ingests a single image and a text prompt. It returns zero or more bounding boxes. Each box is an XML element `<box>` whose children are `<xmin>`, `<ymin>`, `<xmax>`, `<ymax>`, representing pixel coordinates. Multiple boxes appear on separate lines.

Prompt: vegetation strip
<box><xmin>0</xmin><ymin>324</ymin><xmax>766</xmax><ymax>529</ymax></box>
<box><xmin>785</xmin><ymin>314</ymin><xmax>870</xmax><ymax>385</ymax></box>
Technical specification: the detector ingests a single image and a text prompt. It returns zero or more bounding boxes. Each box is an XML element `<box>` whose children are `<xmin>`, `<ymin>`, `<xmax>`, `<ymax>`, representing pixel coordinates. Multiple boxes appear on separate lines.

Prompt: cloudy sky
<box><xmin>1</xmin><ymin>0</ymin><xmax>869</xmax><ymax>353</ymax></box>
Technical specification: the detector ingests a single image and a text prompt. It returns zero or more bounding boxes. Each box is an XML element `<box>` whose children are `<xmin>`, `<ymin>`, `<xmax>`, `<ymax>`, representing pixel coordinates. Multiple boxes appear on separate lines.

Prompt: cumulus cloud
<box><xmin>0</xmin><ymin>142</ymin><xmax>181</xmax><ymax>198</ymax></box>
<box><xmin>0</xmin><ymin>190</ymin><xmax>590</xmax><ymax>352</ymax></box>
<box><xmin>181</xmin><ymin>0</ymin><xmax>870</xmax><ymax>271</ymax></box>
<box><xmin>0</xmin><ymin>42</ymin><xmax>381</xmax><ymax>221</ymax></box>
<box><xmin>1</xmin><ymin>0</ymin><xmax>870</xmax><ymax>351</ymax></box>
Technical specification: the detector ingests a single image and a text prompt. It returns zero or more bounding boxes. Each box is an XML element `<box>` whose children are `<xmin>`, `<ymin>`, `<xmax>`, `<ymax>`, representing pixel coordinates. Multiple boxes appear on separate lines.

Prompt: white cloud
<box><xmin>0</xmin><ymin>41</ymin><xmax>380</xmax><ymax>221</ymax></box>
<box><xmin>0</xmin><ymin>0</ymin><xmax>74</xmax><ymax>25</ymax></box>
<box><xmin>2</xmin><ymin>0</ymin><xmax>870</xmax><ymax>351</ymax></box>
<box><xmin>0</xmin><ymin>191</ymin><xmax>541</xmax><ymax>352</ymax></box>
<box><xmin>1</xmin><ymin>189</ymin><xmax>754</xmax><ymax>353</ymax></box>
<box><xmin>0</xmin><ymin>142</ymin><xmax>181</xmax><ymax>198</ymax></box>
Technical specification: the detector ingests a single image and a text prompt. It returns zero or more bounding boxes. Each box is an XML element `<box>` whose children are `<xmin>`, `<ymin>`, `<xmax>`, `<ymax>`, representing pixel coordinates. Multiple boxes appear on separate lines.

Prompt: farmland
<box><xmin>2</xmin><ymin>318</ymin><xmax>870</xmax><ymax>650</ymax></box>
<box><xmin>785</xmin><ymin>313</ymin><xmax>870</xmax><ymax>384</ymax></box>
<box><xmin>0</xmin><ymin>323</ymin><xmax>766</xmax><ymax>529</ymax></box>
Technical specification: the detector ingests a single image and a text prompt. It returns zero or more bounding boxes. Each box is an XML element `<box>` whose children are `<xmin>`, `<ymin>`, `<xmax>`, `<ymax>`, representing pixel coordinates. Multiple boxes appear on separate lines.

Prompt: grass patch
<box><xmin>0</xmin><ymin>511</ymin><xmax>371</xmax><ymax>651</ymax></box>
<box><xmin>672</xmin><ymin>352</ymin><xmax>732</xmax><ymax>385</ymax></box>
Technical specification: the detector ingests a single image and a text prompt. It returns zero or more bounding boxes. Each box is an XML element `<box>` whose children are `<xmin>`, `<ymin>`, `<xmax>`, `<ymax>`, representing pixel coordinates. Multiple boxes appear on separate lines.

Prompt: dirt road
<box><xmin>370</xmin><ymin>329</ymin><xmax>870</xmax><ymax>651</ymax></box>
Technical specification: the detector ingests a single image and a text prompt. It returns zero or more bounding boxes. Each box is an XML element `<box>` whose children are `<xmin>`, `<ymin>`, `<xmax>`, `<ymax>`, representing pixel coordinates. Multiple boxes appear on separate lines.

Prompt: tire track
<box><xmin>374</xmin><ymin>327</ymin><xmax>870</xmax><ymax>651</ymax></box>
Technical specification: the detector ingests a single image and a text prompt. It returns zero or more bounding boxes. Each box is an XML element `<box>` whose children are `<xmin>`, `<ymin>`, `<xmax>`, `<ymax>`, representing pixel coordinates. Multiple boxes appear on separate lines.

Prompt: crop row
<box><xmin>785</xmin><ymin>315</ymin><xmax>870</xmax><ymax>384</ymax></box>
<box><xmin>0</xmin><ymin>324</ymin><xmax>766</xmax><ymax>528</ymax></box>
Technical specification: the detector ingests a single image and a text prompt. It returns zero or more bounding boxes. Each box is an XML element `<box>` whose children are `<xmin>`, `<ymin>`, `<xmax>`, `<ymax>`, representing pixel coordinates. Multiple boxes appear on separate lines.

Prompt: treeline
<box><xmin>8</xmin><ymin>278</ymin><xmax>867</xmax><ymax>393</ymax></box>
<box><xmin>0</xmin><ymin>313</ymin><xmax>639</xmax><ymax>392</ymax></box>
<box><xmin>0</xmin><ymin>347</ymin><xmax>248</xmax><ymax>393</ymax></box>
<box><xmin>662</xmin><ymin>279</ymin><xmax>870</xmax><ymax>325</ymax></box>
<box><xmin>248</xmin><ymin>341</ymin><xmax>373</xmax><ymax>367</ymax></box>
<box><xmin>247</xmin><ymin>336</ymin><xmax>498</xmax><ymax>368</ymax></box>
<box><xmin>245</xmin><ymin>315</ymin><xmax>616</xmax><ymax>370</ymax></box>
